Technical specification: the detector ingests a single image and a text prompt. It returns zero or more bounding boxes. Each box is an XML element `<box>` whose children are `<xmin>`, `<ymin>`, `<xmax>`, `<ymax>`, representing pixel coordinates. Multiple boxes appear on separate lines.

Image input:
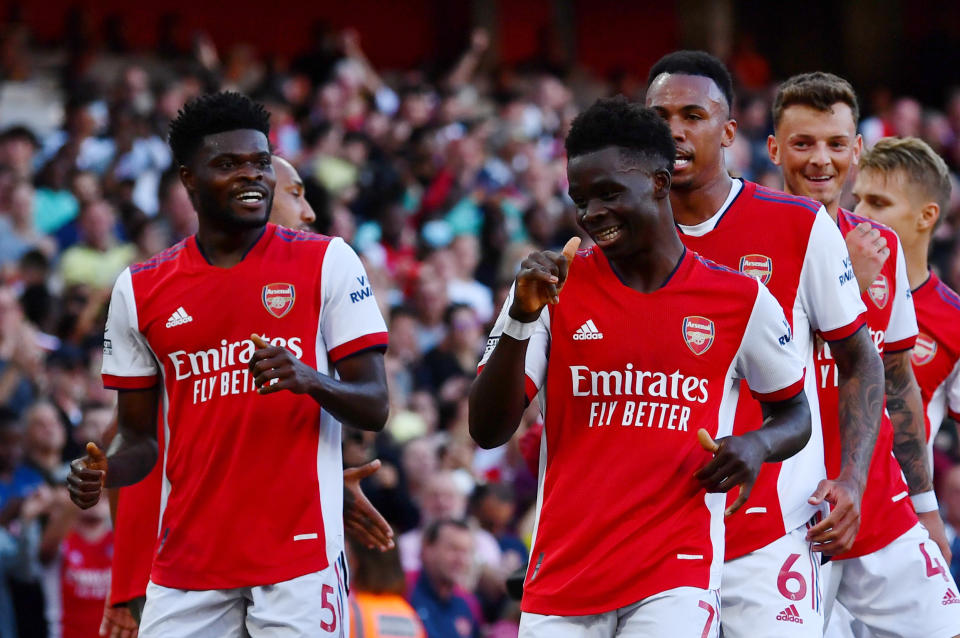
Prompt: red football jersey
<box><xmin>109</xmin><ymin>452</ymin><xmax>161</xmax><ymax>605</ymax></box>
<box><xmin>101</xmin><ymin>224</ymin><xmax>388</xmax><ymax>590</ymax></box>
<box><xmin>816</xmin><ymin>210</ymin><xmax>917</xmax><ymax>559</ymax></box>
<box><xmin>61</xmin><ymin>529</ymin><xmax>113</xmax><ymax>638</ymax></box>
<box><xmin>479</xmin><ymin>248</ymin><xmax>805</xmax><ymax>615</ymax></box>
<box><xmin>911</xmin><ymin>271</ymin><xmax>960</xmax><ymax>454</ymax></box>
<box><xmin>676</xmin><ymin>180</ymin><xmax>866</xmax><ymax>560</ymax></box>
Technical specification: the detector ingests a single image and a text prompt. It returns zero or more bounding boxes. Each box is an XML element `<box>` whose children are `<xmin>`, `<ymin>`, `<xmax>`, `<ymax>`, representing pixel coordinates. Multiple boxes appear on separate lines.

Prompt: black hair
<box><xmin>423</xmin><ymin>518</ymin><xmax>471</xmax><ymax>545</ymax></box>
<box><xmin>647</xmin><ymin>50</ymin><xmax>734</xmax><ymax>113</ymax></box>
<box><xmin>168</xmin><ymin>91</ymin><xmax>271</xmax><ymax>166</ymax></box>
<box><xmin>443</xmin><ymin>302</ymin><xmax>474</xmax><ymax>327</ymax></box>
<box><xmin>0</xmin><ymin>125</ymin><xmax>39</xmax><ymax>148</ymax></box>
<box><xmin>565</xmin><ymin>96</ymin><xmax>676</xmax><ymax>171</ymax></box>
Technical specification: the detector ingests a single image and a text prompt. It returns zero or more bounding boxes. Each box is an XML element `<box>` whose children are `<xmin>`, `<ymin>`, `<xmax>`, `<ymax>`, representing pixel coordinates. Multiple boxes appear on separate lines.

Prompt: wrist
<box><xmin>502</xmin><ymin>313</ymin><xmax>538</xmax><ymax>341</ymax></box>
<box><xmin>912</xmin><ymin>490</ymin><xmax>939</xmax><ymax>514</ymax></box>
<box><xmin>507</xmin><ymin>305</ymin><xmax>541</xmax><ymax>324</ymax></box>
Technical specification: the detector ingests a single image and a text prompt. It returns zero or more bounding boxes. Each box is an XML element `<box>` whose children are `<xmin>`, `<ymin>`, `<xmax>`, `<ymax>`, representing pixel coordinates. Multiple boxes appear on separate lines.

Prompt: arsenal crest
<box><xmin>912</xmin><ymin>333</ymin><xmax>937</xmax><ymax>366</ymax></box>
<box><xmin>683</xmin><ymin>316</ymin><xmax>715</xmax><ymax>355</ymax></box>
<box><xmin>262</xmin><ymin>283</ymin><xmax>296</xmax><ymax>318</ymax></box>
<box><xmin>867</xmin><ymin>274</ymin><xmax>889</xmax><ymax>309</ymax></box>
<box><xmin>739</xmin><ymin>254</ymin><xmax>773</xmax><ymax>285</ymax></box>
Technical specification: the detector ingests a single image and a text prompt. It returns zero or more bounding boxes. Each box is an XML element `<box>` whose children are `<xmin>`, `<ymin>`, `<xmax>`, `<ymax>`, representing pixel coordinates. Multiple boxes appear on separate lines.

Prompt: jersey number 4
<box><xmin>920</xmin><ymin>543</ymin><xmax>949</xmax><ymax>582</ymax></box>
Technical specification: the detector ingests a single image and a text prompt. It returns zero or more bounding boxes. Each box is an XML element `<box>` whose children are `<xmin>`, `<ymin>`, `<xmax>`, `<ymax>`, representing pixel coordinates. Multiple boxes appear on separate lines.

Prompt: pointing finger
<box><xmin>250</xmin><ymin>333</ymin><xmax>270</xmax><ymax>349</ymax></box>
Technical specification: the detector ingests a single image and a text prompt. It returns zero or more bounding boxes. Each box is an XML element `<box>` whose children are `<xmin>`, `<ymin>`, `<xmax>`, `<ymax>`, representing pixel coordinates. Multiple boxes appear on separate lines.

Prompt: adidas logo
<box><xmin>165</xmin><ymin>307</ymin><xmax>193</xmax><ymax>328</ymax></box>
<box><xmin>943</xmin><ymin>589</ymin><xmax>960</xmax><ymax>606</ymax></box>
<box><xmin>776</xmin><ymin>604</ymin><xmax>804</xmax><ymax>624</ymax></box>
<box><xmin>573</xmin><ymin>319</ymin><xmax>603</xmax><ymax>341</ymax></box>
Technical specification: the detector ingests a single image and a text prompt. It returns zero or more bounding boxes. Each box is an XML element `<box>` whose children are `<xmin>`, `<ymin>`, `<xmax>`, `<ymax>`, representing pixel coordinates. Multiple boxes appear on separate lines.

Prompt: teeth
<box><xmin>238</xmin><ymin>191</ymin><xmax>264</xmax><ymax>201</ymax></box>
<box><xmin>595</xmin><ymin>226</ymin><xmax>622</xmax><ymax>241</ymax></box>
<box><xmin>807</xmin><ymin>176</ymin><xmax>831</xmax><ymax>182</ymax></box>
<box><xmin>674</xmin><ymin>158</ymin><xmax>690</xmax><ymax>169</ymax></box>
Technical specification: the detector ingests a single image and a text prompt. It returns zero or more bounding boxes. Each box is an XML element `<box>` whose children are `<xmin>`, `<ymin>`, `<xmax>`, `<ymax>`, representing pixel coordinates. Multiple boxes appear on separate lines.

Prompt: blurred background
<box><xmin>2</xmin><ymin>1</ymin><xmax>960</xmax><ymax>637</ymax></box>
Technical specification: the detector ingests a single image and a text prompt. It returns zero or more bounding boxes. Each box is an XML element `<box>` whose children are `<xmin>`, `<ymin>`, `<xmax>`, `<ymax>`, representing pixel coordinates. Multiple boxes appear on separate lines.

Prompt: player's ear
<box><xmin>919</xmin><ymin>201</ymin><xmax>940</xmax><ymax>232</ymax></box>
<box><xmin>852</xmin><ymin>134</ymin><xmax>863</xmax><ymax>166</ymax></box>
<box><xmin>767</xmin><ymin>135</ymin><xmax>781</xmax><ymax>165</ymax></box>
<box><xmin>179</xmin><ymin>165</ymin><xmax>195</xmax><ymax>193</ymax></box>
<box><xmin>653</xmin><ymin>167</ymin><xmax>672</xmax><ymax>198</ymax></box>
<box><xmin>721</xmin><ymin>118</ymin><xmax>737</xmax><ymax>148</ymax></box>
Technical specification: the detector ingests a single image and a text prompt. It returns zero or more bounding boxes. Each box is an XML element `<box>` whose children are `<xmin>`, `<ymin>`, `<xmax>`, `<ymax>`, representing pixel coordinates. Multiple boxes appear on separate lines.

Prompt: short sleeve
<box><xmin>800</xmin><ymin>207</ymin><xmax>867</xmax><ymax>341</ymax></box>
<box><xmin>884</xmin><ymin>236</ymin><xmax>919</xmax><ymax>352</ymax></box>
<box><xmin>945</xmin><ymin>359</ymin><xmax>960</xmax><ymax>422</ymax></box>
<box><xmin>735</xmin><ymin>281</ymin><xmax>806</xmax><ymax>401</ymax></box>
<box><xmin>478</xmin><ymin>283</ymin><xmax>550</xmax><ymax>402</ymax></box>
<box><xmin>101</xmin><ymin>268</ymin><xmax>159</xmax><ymax>390</ymax></box>
<box><xmin>319</xmin><ymin>237</ymin><xmax>389</xmax><ymax>363</ymax></box>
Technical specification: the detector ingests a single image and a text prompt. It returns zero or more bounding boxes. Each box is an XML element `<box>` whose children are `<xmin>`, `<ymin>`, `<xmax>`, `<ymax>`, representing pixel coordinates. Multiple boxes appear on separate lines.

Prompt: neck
<box><xmin>669</xmin><ymin>170</ymin><xmax>734</xmax><ymax>226</ymax></box>
<box><xmin>426</xmin><ymin>570</ymin><xmax>454</xmax><ymax>600</ymax></box>
<box><xmin>783</xmin><ymin>183</ymin><xmax>839</xmax><ymax>221</ymax></box>
<box><xmin>195</xmin><ymin>221</ymin><xmax>266</xmax><ymax>268</ymax></box>
<box><xmin>607</xmin><ymin>221</ymin><xmax>686</xmax><ymax>293</ymax></box>
<box><xmin>905</xmin><ymin>238</ymin><xmax>931</xmax><ymax>290</ymax></box>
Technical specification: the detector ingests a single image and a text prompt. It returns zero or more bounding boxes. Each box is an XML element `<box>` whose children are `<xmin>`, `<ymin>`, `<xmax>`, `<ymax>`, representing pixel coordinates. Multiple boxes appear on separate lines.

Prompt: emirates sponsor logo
<box><xmin>776</xmin><ymin>604</ymin><xmax>804</xmax><ymax>624</ymax></box>
<box><xmin>913</xmin><ymin>333</ymin><xmax>938</xmax><ymax>366</ymax></box>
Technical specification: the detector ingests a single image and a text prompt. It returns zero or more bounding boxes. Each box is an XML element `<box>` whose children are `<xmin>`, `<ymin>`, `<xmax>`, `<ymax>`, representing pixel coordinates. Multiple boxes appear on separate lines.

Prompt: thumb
<box><xmin>344</xmin><ymin>458</ymin><xmax>381</xmax><ymax>482</ymax></box>
<box><xmin>561</xmin><ymin>236</ymin><xmax>581</xmax><ymax>264</ymax></box>
<box><xmin>250</xmin><ymin>333</ymin><xmax>270</xmax><ymax>349</ymax></box>
<box><xmin>808</xmin><ymin>479</ymin><xmax>830</xmax><ymax>505</ymax></box>
<box><xmin>85</xmin><ymin>442</ymin><xmax>107</xmax><ymax>472</ymax></box>
<box><xmin>697</xmin><ymin>428</ymin><xmax>720</xmax><ymax>454</ymax></box>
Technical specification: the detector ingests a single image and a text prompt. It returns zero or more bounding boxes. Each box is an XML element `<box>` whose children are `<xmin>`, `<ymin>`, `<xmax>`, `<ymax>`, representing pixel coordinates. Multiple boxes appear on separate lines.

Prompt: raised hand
<box><xmin>510</xmin><ymin>237</ymin><xmax>580</xmax><ymax>321</ymax></box>
<box><xmin>343</xmin><ymin>459</ymin><xmax>394</xmax><ymax>551</ymax></box>
<box><xmin>694</xmin><ymin>428</ymin><xmax>764</xmax><ymax>516</ymax></box>
<box><xmin>67</xmin><ymin>442</ymin><xmax>108</xmax><ymax>509</ymax></box>
<box><xmin>846</xmin><ymin>222</ymin><xmax>889</xmax><ymax>294</ymax></box>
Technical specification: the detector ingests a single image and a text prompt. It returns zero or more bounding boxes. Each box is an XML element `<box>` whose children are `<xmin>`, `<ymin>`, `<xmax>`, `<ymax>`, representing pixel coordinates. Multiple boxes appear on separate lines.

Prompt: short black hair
<box><xmin>168</xmin><ymin>91</ymin><xmax>271</xmax><ymax>166</ymax></box>
<box><xmin>0</xmin><ymin>125</ymin><xmax>39</xmax><ymax>148</ymax></box>
<box><xmin>423</xmin><ymin>518</ymin><xmax>471</xmax><ymax>545</ymax></box>
<box><xmin>647</xmin><ymin>50</ymin><xmax>734</xmax><ymax>113</ymax></box>
<box><xmin>565</xmin><ymin>96</ymin><xmax>676</xmax><ymax>171</ymax></box>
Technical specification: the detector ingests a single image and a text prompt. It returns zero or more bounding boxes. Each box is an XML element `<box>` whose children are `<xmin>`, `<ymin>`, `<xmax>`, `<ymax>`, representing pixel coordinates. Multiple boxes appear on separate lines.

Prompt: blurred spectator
<box><xmin>415</xmin><ymin>303</ymin><xmax>482</xmax><ymax>393</ymax></box>
<box><xmin>0</xmin><ymin>287</ymin><xmax>41</xmax><ymax>417</ymax></box>
<box><xmin>58</xmin><ymin>199</ymin><xmax>136</xmax><ymax>289</ymax></box>
<box><xmin>346</xmin><ymin>535</ymin><xmax>426</xmax><ymax>638</ymax></box>
<box><xmin>410</xmin><ymin>519</ymin><xmax>481</xmax><ymax>638</ymax></box>
<box><xmin>398</xmin><ymin>470</ymin><xmax>501</xmax><ymax>582</ymax></box>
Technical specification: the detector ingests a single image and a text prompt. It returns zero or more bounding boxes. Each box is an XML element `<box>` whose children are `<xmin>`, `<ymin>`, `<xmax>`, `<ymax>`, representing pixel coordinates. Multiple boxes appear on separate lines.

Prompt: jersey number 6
<box><xmin>777</xmin><ymin>553</ymin><xmax>807</xmax><ymax>601</ymax></box>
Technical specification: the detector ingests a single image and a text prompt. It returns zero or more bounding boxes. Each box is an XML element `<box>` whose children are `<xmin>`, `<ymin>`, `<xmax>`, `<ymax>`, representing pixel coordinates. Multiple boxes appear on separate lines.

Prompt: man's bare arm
<box><xmin>832</xmin><ymin>326</ymin><xmax>885</xmax><ymax>490</ymax></box>
<box><xmin>884</xmin><ymin>350</ymin><xmax>933</xmax><ymax>493</ymax></box>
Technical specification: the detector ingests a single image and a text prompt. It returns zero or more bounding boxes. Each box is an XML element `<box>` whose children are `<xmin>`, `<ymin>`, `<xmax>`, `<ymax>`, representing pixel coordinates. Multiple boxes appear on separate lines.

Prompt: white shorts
<box><xmin>519</xmin><ymin>587</ymin><xmax>720</xmax><ymax>638</ymax></box>
<box><xmin>721</xmin><ymin>520</ymin><xmax>824</xmax><ymax>638</ymax></box>
<box><xmin>823</xmin><ymin>522</ymin><xmax>960</xmax><ymax>638</ymax></box>
<box><xmin>139</xmin><ymin>557</ymin><xmax>349</xmax><ymax>638</ymax></box>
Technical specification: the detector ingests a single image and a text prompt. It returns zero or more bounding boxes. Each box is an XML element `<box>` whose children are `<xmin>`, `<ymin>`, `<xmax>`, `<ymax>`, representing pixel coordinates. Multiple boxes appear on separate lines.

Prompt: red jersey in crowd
<box><xmin>676</xmin><ymin>180</ymin><xmax>866</xmax><ymax>560</ymax></box>
<box><xmin>815</xmin><ymin>210</ymin><xmax>918</xmax><ymax>558</ymax></box>
<box><xmin>479</xmin><ymin>247</ymin><xmax>805</xmax><ymax>615</ymax></box>
<box><xmin>101</xmin><ymin>224</ymin><xmax>388</xmax><ymax>590</ymax></box>
<box><xmin>61</xmin><ymin>528</ymin><xmax>113</xmax><ymax>638</ymax></box>
<box><xmin>911</xmin><ymin>271</ymin><xmax>960</xmax><ymax>451</ymax></box>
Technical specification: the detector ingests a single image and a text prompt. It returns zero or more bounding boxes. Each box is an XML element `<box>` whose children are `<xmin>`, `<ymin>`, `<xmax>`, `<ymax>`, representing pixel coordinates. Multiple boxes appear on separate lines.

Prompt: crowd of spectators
<box><xmin>3</xmin><ymin>15</ymin><xmax>960</xmax><ymax>638</ymax></box>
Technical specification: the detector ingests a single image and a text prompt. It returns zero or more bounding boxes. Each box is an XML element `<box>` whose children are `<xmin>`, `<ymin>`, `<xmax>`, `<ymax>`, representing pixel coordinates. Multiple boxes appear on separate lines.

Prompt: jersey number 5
<box><xmin>321</xmin><ymin>584</ymin><xmax>338</xmax><ymax>632</ymax></box>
